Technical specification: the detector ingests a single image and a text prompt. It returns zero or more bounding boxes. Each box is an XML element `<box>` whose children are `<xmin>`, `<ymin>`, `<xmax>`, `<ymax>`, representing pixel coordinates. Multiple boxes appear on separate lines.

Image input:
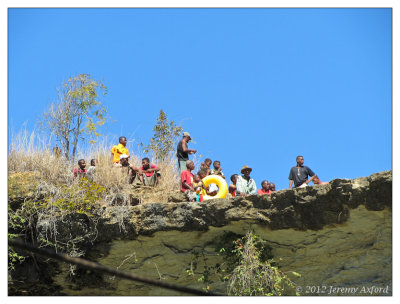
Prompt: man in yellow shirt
<box><xmin>111</xmin><ymin>136</ymin><xmax>129</xmax><ymax>163</ymax></box>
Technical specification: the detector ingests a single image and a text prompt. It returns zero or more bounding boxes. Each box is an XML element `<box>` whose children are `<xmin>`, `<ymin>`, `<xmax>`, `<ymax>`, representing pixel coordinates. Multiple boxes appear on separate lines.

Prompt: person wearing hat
<box><xmin>176</xmin><ymin>132</ymin><xmax>197</xmax><ymax>174</ymax></box>
<box><xmin>114</xmin><ymin>154</ymin><xmax>138</xmax><ymax>184</ymax></box>
<box><xmin>236</xmin><ymin>166</ymin><xmax>257</xmax><ymax>196</ymax></box>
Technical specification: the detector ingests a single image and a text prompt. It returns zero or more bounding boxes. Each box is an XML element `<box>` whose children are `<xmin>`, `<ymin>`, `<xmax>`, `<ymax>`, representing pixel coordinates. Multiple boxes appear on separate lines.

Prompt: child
<box><xmin>200</xmin><ymin>158</ymin><xmax>212</xmax><ymax>175</ymax></box>
<box><xmin>229</xmin><ymin>174</ymin><xmax>238</xmax><ymax>197</ymax></box>
<box><xmin>210</xmin><ymin>160</ymin><xmax>225</xmax><ymax>178</ymax></box>
<box><xmin>193</xmin><ymin>174</ymin><xmax>204</xmax><ymax>202</ymax></box>
<box><xmin>73</xmin><ymin>159</ymin><xmax>87</xmax><ymax>179</ymax></box>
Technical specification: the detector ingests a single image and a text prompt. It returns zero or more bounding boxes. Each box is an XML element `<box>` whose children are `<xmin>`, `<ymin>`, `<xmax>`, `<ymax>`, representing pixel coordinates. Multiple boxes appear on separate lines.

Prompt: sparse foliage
<box><xmin>144</xmin><ymin>110</ymin><xmax>183</xmax><ymax>161</ymax></box>
<box><xmin>38</xmin><ymin>74</ymin><xmax>108</xmax><ymax>162</ymax></box>
<box><xmin>227</xmin><ymin>232</ymin><xmax>300</xmax><ymax>296</ymax></box>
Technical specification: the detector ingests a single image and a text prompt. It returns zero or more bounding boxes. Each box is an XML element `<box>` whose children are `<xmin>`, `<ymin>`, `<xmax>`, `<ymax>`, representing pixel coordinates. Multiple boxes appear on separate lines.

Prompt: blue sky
<box><xmin>8</xmin><ymin>8</ymin><xmax>392</xmax><ymax>190</ymax></box>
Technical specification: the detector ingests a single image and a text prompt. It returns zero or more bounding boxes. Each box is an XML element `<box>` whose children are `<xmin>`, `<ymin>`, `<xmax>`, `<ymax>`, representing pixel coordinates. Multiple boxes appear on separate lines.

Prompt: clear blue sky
<box><xmin>8</xmin><ymin>8</ymin><xmax>392</xmax><ymax>190</ymax></box>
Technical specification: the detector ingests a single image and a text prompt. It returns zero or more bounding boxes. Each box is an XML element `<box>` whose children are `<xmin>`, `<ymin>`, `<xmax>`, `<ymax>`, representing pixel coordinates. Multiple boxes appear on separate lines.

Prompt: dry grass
<box><xmin>8</xmin><ymin>129</ymin><xmax>182</xmax><ymax>205</ymax></box>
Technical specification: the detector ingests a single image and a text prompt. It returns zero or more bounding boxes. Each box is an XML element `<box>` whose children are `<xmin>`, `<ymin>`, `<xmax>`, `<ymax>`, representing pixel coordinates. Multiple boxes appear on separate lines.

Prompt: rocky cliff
<box><xmin>11</xmin><ymin>171</ymin><xmax>392</xmax><ymax>296</ymax></box>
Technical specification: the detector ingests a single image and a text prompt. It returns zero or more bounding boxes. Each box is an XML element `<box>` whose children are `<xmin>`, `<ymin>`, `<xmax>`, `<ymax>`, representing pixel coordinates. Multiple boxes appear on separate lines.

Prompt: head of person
<box><xmin>119</xmin><ymin>136</ymin><xmax>127</xmax><ymax>146</ymax></box>
<box><xmin>204</xmin><ymin>158</ymin><xmax>212</xmax><ymax>167</ymax></box>
<box><xmin>78</xmin><ymin>159</ymin><xmax>86</xmax><ymax>170</ymax></box>
<box><xmin>120</xmin><ymin>154</ymin><xmax>129</xmax><ymax>166</ymax></box>
<box><xmin>198</xmin><ymin>169</ymin><xmax>208</xmax><ymax>179</ymax></box>
<box><xmin>269</xmin><ymin>182</ymin><xmax>276</xmax><ymax>191</ymax></box>
<box><xmin>142</xmin><ymin>157</ymin><xmax>150</xmax><ymax>169</ymax></box>
<box><xmin>241</xmin><ymin>166</ymin><xmax>252</xmax><ymax>178</ymax></box>
<box><xmin>183</xmin><ymin>132</ymin><xmax>192</xmax><ymax>142</ymax></box>
<box><xmin>296</xmin><ymin>155</ymin><xmax>304</xmax><ymax>166</ymax></box>
<box><xmin>312</xmin><ymin>176</ymin><xmax>321</xmax><ymax>184</ymax></box>
<box><xmin>230</xmin><ymin>174</ymin><xmax>238</xmax><ymax>184</ymax></box>
<box><xmin>213</xmin><ymin>160</ymin><xmax>221</xmax><ymax>169</ymax></box>
<box><xmin>186</xmin><ymin>160</ymin><xmax>195</xmax><ymax>171</ymax></box>
<box><xmin>90</xmin><ymin>159</ymin><xmax>96</xmax><ymax>166</ymax></box>
<box><xmin>261</xmin><ymin>180</ymin><xmax>270</xmax><ymax>191</ymax></box>
<box><xmin>193</xmin><ymin>174</ymin><xmax>201</xmax><ymax>183</ymax></box>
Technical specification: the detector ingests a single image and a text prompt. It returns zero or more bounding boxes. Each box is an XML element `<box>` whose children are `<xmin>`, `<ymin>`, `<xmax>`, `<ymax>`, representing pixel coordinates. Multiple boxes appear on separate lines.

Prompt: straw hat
<box><xmin>241</xmin><ymin>165</ymin><xmax>252</xmax><ymax>174</ymax></box>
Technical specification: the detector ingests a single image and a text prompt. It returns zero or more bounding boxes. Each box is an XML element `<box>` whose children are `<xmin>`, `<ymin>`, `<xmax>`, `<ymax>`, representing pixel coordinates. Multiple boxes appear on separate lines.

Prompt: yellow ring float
<box><xmin>202</xmin><ymin>175</ymin><xmax>228</xmax><ymax>200</ymax></box>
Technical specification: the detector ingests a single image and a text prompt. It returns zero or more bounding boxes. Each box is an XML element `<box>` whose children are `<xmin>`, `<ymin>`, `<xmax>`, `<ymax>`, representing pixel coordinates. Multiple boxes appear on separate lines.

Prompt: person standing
<box><xmin>111</xmin><ymin>136</ymin><xmax>129</xmax><ymax>164</ymax></box>
<box><xmin>236</xmin><ymin>166</ymin><xmax>257</xmax><ymax>196</ymax></box>
<box><xmin>288</xmin><ymin>156</ymin><xmax>316</xmax><ymax>189</ymax></box>
<box><xmin>176</xmin><ymin>132</ymin><xmax>197</xmax><ymax>174</ymax></box>
<box><xmin>180</xmin><ymin>160</ymin><xmax>196</xmax><ymax>202</ymax></box>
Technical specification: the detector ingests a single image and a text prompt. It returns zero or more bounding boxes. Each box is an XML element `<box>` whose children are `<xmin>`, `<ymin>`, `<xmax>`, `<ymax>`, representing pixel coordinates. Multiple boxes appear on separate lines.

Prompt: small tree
<box><xmin>38</xmin><ymin>74</ymin><xmax>107</xmax><ymax>162</ymax></box>
<box><xmin>144</xmin><ymin>110</ymin><xmax>183</xmax><ymax>160</ymax></box>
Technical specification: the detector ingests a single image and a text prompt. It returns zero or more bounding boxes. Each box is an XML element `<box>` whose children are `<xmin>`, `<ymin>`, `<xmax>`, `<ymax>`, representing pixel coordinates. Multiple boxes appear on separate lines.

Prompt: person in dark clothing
<box><xmin>288</xmin><ymin>156</ymin><xmax>316</xmax><ymax>189</ymax></box>
<box><xmin>176</xmin><ymin>132</ymin><xmax>197</xmax><ymax>174</ymax></box>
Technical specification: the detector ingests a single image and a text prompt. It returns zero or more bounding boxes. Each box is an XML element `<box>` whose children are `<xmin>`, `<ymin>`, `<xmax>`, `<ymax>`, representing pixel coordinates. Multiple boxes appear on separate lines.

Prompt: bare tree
<box><xmin>38</xmin><ymin>74</ymin><xmax>107</xmax><ymax>162</ymax></box>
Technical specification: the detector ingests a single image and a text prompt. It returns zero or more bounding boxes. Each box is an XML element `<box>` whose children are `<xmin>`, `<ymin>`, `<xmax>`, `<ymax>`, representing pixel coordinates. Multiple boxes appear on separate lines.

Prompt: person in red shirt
<box><xmin>257</xmin><ymin>180</ymin><xmax>272</xmax><ymax>195</ymax></box>
<box><xmin>73</xmin><ymin>159</ymin><xmax>87</xmax><ymax>179</ymax></box>
<box><xmin>181</xmin><ymin>160</ymin><xmax>196</xmax><ymax>202</ymax></box>
<box><xmin>137</xmin><ymin>157</ymin><xmax>161</xmax><ymax>186</ymax></box>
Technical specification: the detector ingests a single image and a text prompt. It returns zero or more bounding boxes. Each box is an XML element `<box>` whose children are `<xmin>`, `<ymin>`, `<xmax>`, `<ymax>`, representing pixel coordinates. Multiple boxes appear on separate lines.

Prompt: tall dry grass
<box><xmin>8</xmin><ymin>129</ymin><xmax>182</xmax><ymax>205</ymax></box>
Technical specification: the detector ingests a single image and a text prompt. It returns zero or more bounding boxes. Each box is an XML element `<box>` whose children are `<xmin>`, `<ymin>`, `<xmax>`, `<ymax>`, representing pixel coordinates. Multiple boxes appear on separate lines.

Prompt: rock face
<box><xmin>29</xmin><ymin>171</ymin><xmax>393</xmax><ymax>295</ymax></box>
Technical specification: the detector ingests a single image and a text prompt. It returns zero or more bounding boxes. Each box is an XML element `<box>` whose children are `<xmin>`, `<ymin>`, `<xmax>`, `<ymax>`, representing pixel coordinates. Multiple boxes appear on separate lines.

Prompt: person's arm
<box><xmin>288</xmin><ymin>168</ymin><xmax>294</xmax><ymax>188</ymax></box>
<box><xmin>305</xmin><ymin>167</ymin><xmax>316</xmax><ymax>184</ymax></box>
<box><xmin>145</xmin><ymin>165</ymin><xmax>160</xmax><ymax>173</ymax></box>
<box><xmin>182</xmin><ymin>180</ymin><xmax>194</xmax><ymax>191</ymax></box>
<box><xmin>305</xmin><ymin>175</ymin><xmax>316</xmax><ymax>185</ymax></box>
<box><xmin>182</xmin><ymin>140</ymin><xmax>196</xmax><ymax>154</ymax></box>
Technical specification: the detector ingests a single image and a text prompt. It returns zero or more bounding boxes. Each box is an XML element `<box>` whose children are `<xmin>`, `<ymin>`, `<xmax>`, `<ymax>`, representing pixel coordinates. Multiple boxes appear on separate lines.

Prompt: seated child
<box><xmin>229</xmin><ymin>174</ymin><xmax>238</xmax><ymax>197</ymax></box>
<box><xmin>193</xmin><ymin>174</ymin><xmax>204</xmax><ymax>202</ymax></box>
<box><xmin>200</xmin><ymin>158</ymin><xmax>212</xmax><ymax>175</ymax></box>
<box><xmin>210</xmin><ymin>160</ymin><xmax>225</xmax><ymax>178</ymax></box>
<box><xmin>208</xmin><ymin>160</ymin><xmax>225</xmax><ymax>195</ymax></box>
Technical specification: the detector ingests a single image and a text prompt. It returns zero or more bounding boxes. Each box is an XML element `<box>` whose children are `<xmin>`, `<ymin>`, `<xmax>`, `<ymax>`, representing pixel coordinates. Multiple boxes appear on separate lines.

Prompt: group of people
<box><xmin>72</xmin><ymin>136</ymin><xmax>161</xmax><ymax>187</ymax></box>
<box><xmin>69</xmin><ymin>132</ymin><xmax>329</xmax><ymax>203</ymax></box>
<box><xmin>177</xmin><ymin>132</ymin><xmax>328</xmax><ymax>202</ymax></box>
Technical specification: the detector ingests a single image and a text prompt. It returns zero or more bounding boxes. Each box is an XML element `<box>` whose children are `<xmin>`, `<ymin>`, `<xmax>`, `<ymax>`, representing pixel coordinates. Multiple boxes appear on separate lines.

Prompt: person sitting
<box><xmin>198</xmin><ymin>169</ymin><xmax>215</xmax><ymax>197</ymax></box>
<box><xmin>269</xmin><ymin>182</ymin><xmax>276</xmax><ymax>192</ymax></box>
<box><xmin>86</xmin><ymin>159</ymin><xmax>96</xmax><ymax>181</ymax></box>
<box><xmin>180</xmin><ymin>160</ymin><xmax>196</xmax><ymax>202</ymax></box>
<box><xmin>228</xmin><ymin>174</ymin><xmax>238</xmax><ymax>197</ymax></box>
<box><xmin>114</xmin><ymin>154</ymin><xmax>137</xmax><ymax>184</ymax></box>
<box><xmin>111</xmin><ymin>136</ymin><xmax>129</xmax><ymax>164</ymax></box>
<box><xmin>193</xmin><ymin>174</ymin><xmax>204</xmax><ymax>202</ymax></box>
<box><xmin>288</xmin><ymin>156</ymin><xmax>316</xmax><ymax>189</ymax></box>
<box><xmin>312</xmin><ymin>175</ymin><xmax>329</xmax><ymax>185</ymax></box>
<box><xmin>236</xmin><ymin>166</ymin><xmax>257</xmax><ymax>197</ymax></box>
<box><xmin>210</xmin><ymin>160</ymin><xmax>225</xmax><ymax>178</ymax></box>
<box><xmin>257</xmin><ymin>180</ymin><xmax>272</xmax><ymax>195</ymax></box>
<box><xmin>200</xmin><ymin>158</ymin><xmax>212</xmax><ymax>175</ymax></box>
<box><xmin>73</xmin><ymin>159</ymin><xmax>87</xmax><ymax>179</ymax></box>
<box><xmin>136</xmin><ymin>157</ymin><xmax>161</xmax><ymax>186</ymax></box>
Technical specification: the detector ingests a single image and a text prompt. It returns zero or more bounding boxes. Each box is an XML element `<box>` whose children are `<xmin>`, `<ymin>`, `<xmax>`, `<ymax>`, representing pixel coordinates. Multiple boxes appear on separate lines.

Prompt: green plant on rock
<box><xmin>227</xmin><ymin>232</ymin><xmax>300</xmax><ymax>296</ymax></box>
<box><xmin>8</xmin><ymin>205</ymin><xmax>26</xmax><ymax>270</ymax></box>
<box><xmin>49</xmin><ymin>178</ymin><xmax>106</xmax><ymax>214</ymax></box>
